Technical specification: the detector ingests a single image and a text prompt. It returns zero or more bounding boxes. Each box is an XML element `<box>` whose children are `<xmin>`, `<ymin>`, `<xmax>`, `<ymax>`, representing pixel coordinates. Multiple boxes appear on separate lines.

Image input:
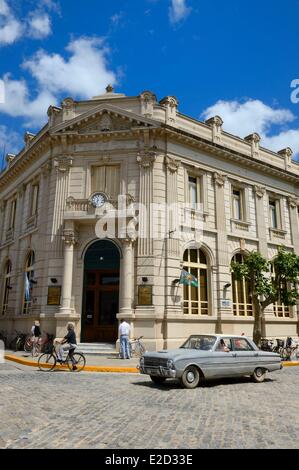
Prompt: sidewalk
<box><xmin>4</xmin><ymin>350</ymin><xmax>139</xmax><ymax>373</ymax></box>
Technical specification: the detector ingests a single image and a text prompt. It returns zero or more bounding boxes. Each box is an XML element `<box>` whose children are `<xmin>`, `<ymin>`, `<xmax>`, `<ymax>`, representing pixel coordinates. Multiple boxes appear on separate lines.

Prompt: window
<box><xmin>23</xmin><ymin>251</ymin><xmax>35</xmax><ymax>315</ymax></box>
<box><xmin>188</xmin><ymin>176</ymin><xmax>199</xmax><ymax>209</ymax></box>
<box><xmin>91</xmin><ymin>165</ymin><xmax>120</xmax><ymax>199</ymax></box>
<box><xmin>183</xmin><ymin>249</ymin><xmax>209</xmax><ymax>315</ymax></box>
<box><xmin>9</xmin><ymin>199</ymin><xmax>17</xmax><ymax>230</ymax></box>
<box><xmin>231</xmin><ymin>338</ymin><xmax>253</xmax><ymax>351</ymax></box>
<box><xmin>30</xmin><ymin>184</ymin><xmax>39</xmax><ymax>217</ymax></box>
<box><xmin>271</xmin><ymin>262</ymin><xmax>290</xmax><ymax>318</ymax></box>
<box><xmin>1</xmin><ymin>260</ymin><xmax>12</xmax><ymax>315</ymax></box>
<box><xmin>232</xmin><ymin>188</ymin><xmax>243</xmax><ymax>220</ymax></box>
<box><xmin>269</xmin><ymin>199</ymin><xmax>278</xmax><ymax>229</ymax></box>
<box><xmin>231</xmin><ymin>254</ymin><xmax>253</xmax><ymax>316</ymax></box>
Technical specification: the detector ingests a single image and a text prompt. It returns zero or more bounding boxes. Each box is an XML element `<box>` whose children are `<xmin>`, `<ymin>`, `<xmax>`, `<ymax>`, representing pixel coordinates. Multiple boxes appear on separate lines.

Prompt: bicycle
<box><xmin>38</xmin><ymin>343</ymin><xmax>86</xmax><ymax>372</ymax></box>
<box><xmin>25</xmin><ymin>332</ymin><xmax>54</xmax><ymax>356</ymax></box>
<box><xmin>129</xmin><ymin>336</ymin><xmax>146</xmax><ymax>357</ymax></box>
<box><xmin>10</xmin><ymin>331</ymin><xmax>27</xmax><ymax>351</ymax></box>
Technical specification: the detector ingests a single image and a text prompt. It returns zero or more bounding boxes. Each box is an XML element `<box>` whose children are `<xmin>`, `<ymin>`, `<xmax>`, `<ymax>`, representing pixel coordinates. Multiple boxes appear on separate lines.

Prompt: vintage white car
<box><xmin>139</xmin><ymin>334</ymin><xmax>282</xmax><ymax>389</ymax></box>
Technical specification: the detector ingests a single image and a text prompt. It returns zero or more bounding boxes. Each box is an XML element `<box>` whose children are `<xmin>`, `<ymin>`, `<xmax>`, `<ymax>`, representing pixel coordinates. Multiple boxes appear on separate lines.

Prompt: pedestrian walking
<box><xmin>31</xmin><ymin>320</ymin><xmax>41</xmax><ymax>356</ymax></box>
<box><xmin>119</xmin><ymin>319</ymin><xmax>131</xmax><ymax>359</ymax></box>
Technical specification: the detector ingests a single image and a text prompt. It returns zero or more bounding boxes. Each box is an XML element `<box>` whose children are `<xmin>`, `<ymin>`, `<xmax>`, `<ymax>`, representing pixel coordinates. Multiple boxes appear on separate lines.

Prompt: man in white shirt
<box><xmin>119</xmin><ymin>319</ymin><xmax>131</xmax><ymax>359</ymax></box>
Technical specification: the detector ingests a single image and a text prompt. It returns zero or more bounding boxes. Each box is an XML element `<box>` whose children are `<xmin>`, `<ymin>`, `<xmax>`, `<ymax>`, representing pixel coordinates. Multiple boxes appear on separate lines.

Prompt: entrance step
<box><xmin>77</xmin><ymin>343</ymin><xmax>119</xmax><ymax>356</ymax></box>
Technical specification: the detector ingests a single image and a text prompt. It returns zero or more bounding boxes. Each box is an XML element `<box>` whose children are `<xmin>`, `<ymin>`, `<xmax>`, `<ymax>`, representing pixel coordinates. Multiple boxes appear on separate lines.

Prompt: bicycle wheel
<box><xmin>134</xmin><ymin>342</ymin><xmax>146</xmax><ymax>357</ymax></box>
<box><xmin>38</xmin><ymin>353</ymin><xmax>56</xmax><ymax>371</ymax></box>
<box><xmin>67</xmin><ymin>352</ymin><xmax>86</xmax><ymax>372</ymax></box>
<box><xmin>280</xmin><ymin>348</ymin><xmax>290</xmax><ymax>361</ymax></box>
<box><xmin>24</xmin><ymin>336</ymin><xmax>32</xmax><ymax>352</ymax></box>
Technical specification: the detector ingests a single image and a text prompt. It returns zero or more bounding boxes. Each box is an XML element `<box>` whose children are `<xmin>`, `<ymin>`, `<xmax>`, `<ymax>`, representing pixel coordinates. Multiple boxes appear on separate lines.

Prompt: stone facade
<box><xmin>0</xmin><ymin>87</ymin><xmax>299</xmax><ymax>349</ymax></box>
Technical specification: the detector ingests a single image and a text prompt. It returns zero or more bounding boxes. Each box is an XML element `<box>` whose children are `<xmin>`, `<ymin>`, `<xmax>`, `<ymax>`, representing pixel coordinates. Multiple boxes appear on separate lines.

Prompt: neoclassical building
<box><xmin>0</xmin><ymin>86</ymin><xmax>299</xmax><ymax>349</ymax></box>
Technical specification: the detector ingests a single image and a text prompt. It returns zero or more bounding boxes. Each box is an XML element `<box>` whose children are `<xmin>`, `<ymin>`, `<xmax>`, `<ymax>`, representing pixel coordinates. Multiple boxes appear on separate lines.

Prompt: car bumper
<box><xmin>139</xmin><ymin>365</ymin><xmax>177</xmax><ymax>378</ymax></box>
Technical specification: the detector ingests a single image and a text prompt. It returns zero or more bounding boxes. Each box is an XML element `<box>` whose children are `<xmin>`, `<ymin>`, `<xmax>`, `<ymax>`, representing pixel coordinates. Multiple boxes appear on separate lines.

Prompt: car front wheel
<box><xmin>150</xmin><ymin>376</ymin><xmax>166</xmax><ymax>385</ymax></box>
<box><xmin>181</xmin><ymin>366</ymin><xmax>200</xmax><ymax>389</ymax></box>
<box><xmin>251</xmin><ymin>367</ymin><xmax>266</xmax><ymax>383</ymax></box>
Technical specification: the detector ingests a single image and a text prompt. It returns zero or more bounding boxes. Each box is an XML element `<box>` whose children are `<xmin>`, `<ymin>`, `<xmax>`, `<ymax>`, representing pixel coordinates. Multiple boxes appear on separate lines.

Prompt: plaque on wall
<box><xmin>47</xmin><ymin>286</ymin><xmax>61</xmax><ymax>306</ymax></box>
<box><xmin>138</xmin><ymin>285</ymin><xmax>153</xmax><ymax>306</ymax></box>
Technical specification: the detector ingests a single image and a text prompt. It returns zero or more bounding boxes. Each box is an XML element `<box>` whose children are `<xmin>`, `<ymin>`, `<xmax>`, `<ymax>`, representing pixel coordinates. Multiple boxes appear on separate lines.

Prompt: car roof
<box><xmin>189</xmin><ymin>334</ymin><xmax>250</xmax><ymax>339</ymax></box>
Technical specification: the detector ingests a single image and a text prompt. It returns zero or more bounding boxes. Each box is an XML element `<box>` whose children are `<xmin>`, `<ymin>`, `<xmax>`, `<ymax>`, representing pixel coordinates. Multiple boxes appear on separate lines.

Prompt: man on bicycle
<box><xmin>56</xmin><ymin>323</ymin><xmax>77</xmax><ymax>370</ymax></box>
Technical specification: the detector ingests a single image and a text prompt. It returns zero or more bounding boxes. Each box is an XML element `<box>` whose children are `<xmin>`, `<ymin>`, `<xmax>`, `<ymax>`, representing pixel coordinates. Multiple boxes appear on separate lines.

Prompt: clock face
<box><xmin>91</xmin><ymin>193</ymin><xmax>107</xmax><ymax>208</ymax></box>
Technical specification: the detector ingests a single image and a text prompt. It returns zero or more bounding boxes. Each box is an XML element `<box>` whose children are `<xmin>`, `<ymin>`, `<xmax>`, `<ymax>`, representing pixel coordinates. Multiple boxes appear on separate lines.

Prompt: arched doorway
<box><xmin>82</xmin><ymin>240</ymin><xmax>120</xmax><ymax>342</ymax></box>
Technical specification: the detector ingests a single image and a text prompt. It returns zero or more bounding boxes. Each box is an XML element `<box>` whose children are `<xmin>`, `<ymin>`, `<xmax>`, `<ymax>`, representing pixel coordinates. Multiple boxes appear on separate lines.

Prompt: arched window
<box><xmin>183</xmin><ymin>249</ymin><xmax>209</xmax><ymax>315</ymax></box>
<box><xmin>271</xmin><ymin>262</ymin><xmax>290</xmax><ymax>317</ymax></box>
<box><xmin>2</xmin><ymin>260</ymin><xmax>12</xmax><ymax>316</ymax></box>
<box><xmin>231</xmin><ymin>253</ymin><xmax>253</xmax><ymax>316</ymax></box>
<box><xmin>23</xmin><ymin>251</ymin><xmax>35</xmax><ymax>315</ymax></box>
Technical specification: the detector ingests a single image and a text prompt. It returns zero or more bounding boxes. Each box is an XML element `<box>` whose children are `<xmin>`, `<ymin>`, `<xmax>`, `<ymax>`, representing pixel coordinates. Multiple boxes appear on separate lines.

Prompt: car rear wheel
<box><xmin>150</xmin><ymin>376</ymin><xmax>166</xmax><ymax>385</ymax></box>
<box><xmin>251</xmin><ymin>367</ymin><xmax>266</xmax><ymax>383</ymax></box>
<box><xmin>181</xmin><ymin>366</ymin><xmax>200</xmax><ymax>389</ymax></box>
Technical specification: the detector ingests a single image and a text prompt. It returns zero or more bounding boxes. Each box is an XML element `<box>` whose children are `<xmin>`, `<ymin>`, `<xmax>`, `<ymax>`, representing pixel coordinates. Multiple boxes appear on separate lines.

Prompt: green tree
<box><xmin>231</xmin><ymin>248</ymin><xmax>299</xmax><ymax>346</ymax></box>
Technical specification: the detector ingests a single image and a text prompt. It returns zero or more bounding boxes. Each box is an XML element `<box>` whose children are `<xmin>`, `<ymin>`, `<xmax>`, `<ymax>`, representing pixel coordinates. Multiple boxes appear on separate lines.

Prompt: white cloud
<box><xmin>202</xmin><ymin>99</ymin><xmax>299</xmax><ymax>158</ymax></box>
<box><xmin>0</xmin><ymin>37</ymin><xmax>117</xmax><ymax>127</ymax></box>
<box><xmin>23</xmin><ymin>37</ymin><xmax>116</xmax><ymax>99</ymax></box>
<box><xmin>0</xmin><ymin>0</ymin><xmax>23</xmax><ymax>45</ymax></box>
<box><xmin>28</xmin><ymin>13</ymin><xmax>52</xmax><ymax>39</ymax></box>
<box><xmin>169</xmin><ymin>0</ymin><xmax>191</xmax><ymax>24</ymax></box>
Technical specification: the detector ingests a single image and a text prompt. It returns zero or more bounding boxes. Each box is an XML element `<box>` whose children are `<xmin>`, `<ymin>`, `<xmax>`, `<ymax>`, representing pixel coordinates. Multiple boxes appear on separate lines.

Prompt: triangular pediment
<box><xmin>50</xmin><ymin>103</ymin><xmax>161</xmax><ymax>135</ymax></box>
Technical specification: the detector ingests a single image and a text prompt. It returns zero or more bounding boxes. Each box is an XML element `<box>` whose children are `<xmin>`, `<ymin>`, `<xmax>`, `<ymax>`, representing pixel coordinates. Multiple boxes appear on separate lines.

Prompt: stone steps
<box><xmin>76</xmin><ymin>342</ymin><xmax>119</xmax><ymax>356</ymax></box>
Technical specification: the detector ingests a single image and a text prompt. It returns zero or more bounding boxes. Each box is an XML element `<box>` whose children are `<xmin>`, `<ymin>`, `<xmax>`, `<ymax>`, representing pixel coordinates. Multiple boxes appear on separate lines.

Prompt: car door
<box><xmin>231</xmin><ymin>338</ymin><xmax>258</xmax><ymax>375</ymax></box>
<box><xmin>206</xmin><ymin>338</ymin><xmax>238</xmax><ymax>379</ymax></box>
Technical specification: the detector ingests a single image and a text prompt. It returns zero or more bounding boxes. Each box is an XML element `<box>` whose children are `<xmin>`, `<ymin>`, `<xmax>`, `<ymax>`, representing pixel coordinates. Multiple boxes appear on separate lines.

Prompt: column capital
<box><xmin>137</xmin><ymin>150</ymin><xmax>157</xmax><ymax>168</ymax></box>
<box><xmin>41</xmin><ymin>160</ymin><xmax>52</xmax><ymax>177</ymax></box>
<box><xmin>54</xmin><ymin>156</ymin><xmax>73</xmax><ymax>173</ymax></box>
<box><xmin>164</xmin><ymin>155</ymin><xmax>181</xmax><ymax>173</ymax></box>
<box><xmin>62</xmin><ymin>229</ymin><xmax>78</xmax><ymax>246</ymax></box>
<box><xmin>254</xmin><ymin>185</ymin><xmax>266</xmax><ymax>198</ymax></box>
<box><xmin>288</xmin><ymin>195</ymin><xmax>299</xmax><ymax>208</ymax></box>
<box><xmin>213</xmin><ymin>172</ymin><xmax>227</xmax><ymax>187</ymax></box>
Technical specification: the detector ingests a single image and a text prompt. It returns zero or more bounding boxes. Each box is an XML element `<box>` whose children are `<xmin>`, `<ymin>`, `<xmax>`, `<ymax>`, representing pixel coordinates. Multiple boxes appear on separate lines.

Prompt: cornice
<box><xmin>162</xmin><ymin>124</ymin><xmax>299</xmax><ymax>184</ymax></box>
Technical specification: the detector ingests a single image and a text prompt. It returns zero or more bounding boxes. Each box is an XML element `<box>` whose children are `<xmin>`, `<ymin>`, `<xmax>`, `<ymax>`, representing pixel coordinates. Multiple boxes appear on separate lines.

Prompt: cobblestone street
<box><xmin>0</xmin><ymin>362</ymin><xmax>298</xmax><ymax>449</ymax></box>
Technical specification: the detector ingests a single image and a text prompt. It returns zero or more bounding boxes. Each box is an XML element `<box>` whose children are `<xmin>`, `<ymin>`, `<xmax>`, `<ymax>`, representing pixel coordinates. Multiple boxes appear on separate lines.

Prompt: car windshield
<box><xmin>180</xmin><ymin>335</ymin><xmax>217</xmax><ymax>351</ymax></box>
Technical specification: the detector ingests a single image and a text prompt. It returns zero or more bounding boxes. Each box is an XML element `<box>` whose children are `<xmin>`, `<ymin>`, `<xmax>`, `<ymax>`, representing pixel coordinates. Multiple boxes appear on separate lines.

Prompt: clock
<box><xmin>91</xmin><ymin>192</ymin><xmax>107</xmax><ymax>208</ymax></box>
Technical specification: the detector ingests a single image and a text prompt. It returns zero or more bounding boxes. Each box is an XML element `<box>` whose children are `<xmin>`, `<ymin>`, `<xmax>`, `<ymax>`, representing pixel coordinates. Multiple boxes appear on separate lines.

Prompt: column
<box><xmin>213</xmin><ymin>172</ymin><xmax>232</xmax><ymax>333</ymax></box>
<box><xmin>59</xmin><ymin>223</ymin><xmax>77</xmax><ymax>315</ymax></box>
<box><xmin>254</xmin><ymin>185</ymin><xmax>268</xmax><ymax>256</ymax></box>
<box><xmin>119</xmin><ymin>238</ymin><xmax>134</xmax><ymax>317</ymax></box>
<box><xmin>287</xmin><ymin>196</ymin><xmax>299</xmax><ymax>331</ymax></box>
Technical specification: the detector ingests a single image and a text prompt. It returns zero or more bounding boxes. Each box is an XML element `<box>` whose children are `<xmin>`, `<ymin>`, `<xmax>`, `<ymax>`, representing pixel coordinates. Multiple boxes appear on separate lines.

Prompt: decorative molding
<box><xmin>288</xmin><ymin>195</ymin><xmax>299</xmax><ymax>208</ymax></box>
<box><xmin>41</xmin><ymin>161</ymin><xmax>52</xmax><ymax>177</ymax></box>
<box><xmin>54</xmin><ymin>156</ymin><xmax>73</xmax><ymax>173</ymax></box>
<box><xmin>137</xmin><ymin>149</ymin><xmax>157</xmax><ymax>168</ymax></box>
<box><xmin>213</xmin><ymin>172</ymin><xmax>227</xmax><ymax>187</ymax></box>
<box><xmin>254</xmin><ymin>185</ymin><xmax>266</xmax><ymax>198</ymax></box>
<box><xmin>205</xmin><ymin>116</ymin><xmax>223</xmax><ymax>143</ymax></box>
<box><xmin>165</xmin><ymin>155</ymin><xmax>181</xmax><ymax>173</ymax></box>
<box><xmin>62</xmin><ymin>229</ymin><xmax>78</xmax><ymax>246</ymax></box>
<box><xmin>245</xmin><ymin>133</ymin><xmax>261</xmax><ymax>158</ymax></box>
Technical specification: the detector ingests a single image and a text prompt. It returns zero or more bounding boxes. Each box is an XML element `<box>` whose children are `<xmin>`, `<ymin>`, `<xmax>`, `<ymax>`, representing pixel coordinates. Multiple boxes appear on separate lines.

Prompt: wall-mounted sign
<box><xmin>138</xmin><ymin>285</ymin><xmax>153</xmax><ymax>306</ymax></box>
<box><xmin>220</xmin><ymin>299</ymin><xmax>232</xmax><ymax>308</ymax></box>
<box><xmin>47</xmin><ymin>286</ymin><xmax>61</xmax><ymax>306</ymax></box>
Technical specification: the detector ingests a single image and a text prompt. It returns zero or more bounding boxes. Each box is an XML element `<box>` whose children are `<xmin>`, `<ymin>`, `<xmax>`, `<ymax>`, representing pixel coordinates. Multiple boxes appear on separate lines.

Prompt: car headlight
<box><xmin>167</xmin><ymin>359</ymin><xmax>175</xmax><ymax>369</ymax></box>
<box><xmin>140</xmin><ymin>356</ymin><xmax>145</xmax><ymax>367</ymax></box>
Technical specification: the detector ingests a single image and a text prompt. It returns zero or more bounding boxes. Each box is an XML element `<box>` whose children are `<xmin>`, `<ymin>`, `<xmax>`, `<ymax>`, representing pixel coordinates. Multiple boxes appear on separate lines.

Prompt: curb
<box><xmin>4</xmin><ymin>355</ymin><xmax>138</xmax><ymax>374</ymax></box>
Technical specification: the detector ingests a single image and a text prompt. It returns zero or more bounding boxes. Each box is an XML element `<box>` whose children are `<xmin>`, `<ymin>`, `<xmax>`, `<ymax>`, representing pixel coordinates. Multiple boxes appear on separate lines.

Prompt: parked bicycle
<box><xmin>260</xmin><ymin>337</ymin><xmax>299</xmax><ymax>361</ymax></box>
<box><xmin>38</xmin><ymin>343</ymin><xmax>86</xmax><ymax>372</ymax></box>
<box><xmin>24</xmin><ymin>332</ymin><xmax>54</xmax><ymax>356</ymax></box>
<box><xmin>129</xmin><ymin>336</ymin><xmax>146</xmax><ymax>357</ymax></box>
<box><xmin>10</xmin><ymin>331</ymin><xmax>27</xmax><ymax>351</ymax></box>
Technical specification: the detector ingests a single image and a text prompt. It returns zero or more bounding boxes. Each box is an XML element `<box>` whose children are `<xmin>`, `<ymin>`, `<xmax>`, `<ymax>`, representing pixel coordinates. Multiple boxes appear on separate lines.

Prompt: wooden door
<box><xmin>82</xmin><ymin>270</ymin><xmax>119</xmax><ymax>342</ymax></box>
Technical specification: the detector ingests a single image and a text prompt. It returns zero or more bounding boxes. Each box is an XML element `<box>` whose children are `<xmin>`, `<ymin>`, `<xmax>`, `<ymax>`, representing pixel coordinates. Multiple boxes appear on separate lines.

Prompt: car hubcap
<box><xmin>256</xmin><ymin>368</ymin><xmax>263</xmax><ymax>377</ymax></box>
<box><xmin>186</xmin><ymin>371</ymin><xmax>195</xmax><ymax>382</ymax></box>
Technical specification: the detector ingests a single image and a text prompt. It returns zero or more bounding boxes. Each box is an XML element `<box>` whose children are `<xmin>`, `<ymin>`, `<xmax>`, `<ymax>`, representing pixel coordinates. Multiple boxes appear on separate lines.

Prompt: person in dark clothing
<box><xmin>56</xmin><ymin>323</ymin><xmax>77</xmax><ymax>369</ymax></box>
<box><xmin>31</xmin><ymin>320</ymin><xmax>41</xmax><ymax>356</ymax></box>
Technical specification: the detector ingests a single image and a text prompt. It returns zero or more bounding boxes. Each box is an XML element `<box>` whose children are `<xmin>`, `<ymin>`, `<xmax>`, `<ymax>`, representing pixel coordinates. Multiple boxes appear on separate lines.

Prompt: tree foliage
<box><xmin>231</xmin><ymin>248</ymin><xmax>299</xmax><ymax>345</ymax></box>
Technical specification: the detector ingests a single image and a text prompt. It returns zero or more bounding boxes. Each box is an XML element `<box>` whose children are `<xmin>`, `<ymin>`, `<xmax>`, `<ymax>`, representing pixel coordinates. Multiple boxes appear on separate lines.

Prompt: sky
<box><xmin>1</xmin><ymin>0</ymin><xmax>299</xmax><ymax>169</ymax></box>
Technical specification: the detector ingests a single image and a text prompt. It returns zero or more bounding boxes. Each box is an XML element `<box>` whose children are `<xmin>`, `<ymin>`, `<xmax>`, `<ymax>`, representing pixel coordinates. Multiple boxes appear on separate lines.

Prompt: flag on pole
<box><xmin>24</xmin><ymin>273</ymin><xmax>31</xmax><ymax>301</ymax></box>
<box><xmin>179</xmin><ymin>270</ymin><xmax>199</xmax><ymax>287</ymax></box>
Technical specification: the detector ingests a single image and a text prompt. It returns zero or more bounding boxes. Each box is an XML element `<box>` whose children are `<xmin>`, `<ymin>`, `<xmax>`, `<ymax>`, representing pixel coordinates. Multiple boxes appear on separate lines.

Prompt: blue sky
<box><xmin>1</xmin><ymin>0</ymin><xmax>299</xmax><ymax>168</ymax></box>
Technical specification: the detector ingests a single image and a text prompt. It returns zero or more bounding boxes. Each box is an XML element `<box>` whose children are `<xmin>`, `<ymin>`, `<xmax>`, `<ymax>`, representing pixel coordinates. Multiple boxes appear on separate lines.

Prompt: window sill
<box><xmin>26</xmin><ymin>214</ymin><xmax>37</xmax><ymax>231</ymax></box>
<box><xmin>231</xmin><ymin>219</ymin><xmax>251</xmax><ymax>231</ymax></box>
<box><xmin>269</xmin><ymin>228</ymin><xmax>287</xmax><ymax>239</ymax></box>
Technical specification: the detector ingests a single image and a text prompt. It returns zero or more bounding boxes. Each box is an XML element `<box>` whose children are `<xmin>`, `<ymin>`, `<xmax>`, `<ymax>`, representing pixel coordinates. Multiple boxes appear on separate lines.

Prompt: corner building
<box><xmin>1</xmin><ymin>88</ymin><xmax>299</xmax><ymax>349</ymax></box>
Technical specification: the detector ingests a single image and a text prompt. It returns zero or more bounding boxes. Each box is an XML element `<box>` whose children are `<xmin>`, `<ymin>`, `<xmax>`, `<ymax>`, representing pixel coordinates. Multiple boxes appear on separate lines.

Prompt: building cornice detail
<box><xmin>54</xmin><ymin>156</ymin><xmax>73</xmax><ymax>173</ymax></box>
<box><xmin>137</xmin><ymin>149</ymin><xmax>157</xmax><ymax>168</ymax></box>
<box><xmin>164</xmin><ymin>155</ymin><xmax>181</xmax><ymax>172</ymax></box>
<box><xmin>213</xmin><ymin>172</ymin><xmax>227</xmax><ymax>187</ymax></box>
<box><xmin>254</xmin><ymin>185</ymin><xmax>266</xmax><ymax>198</ymax></box>
<box><xmin>288</xmin><ymin>195</ymin><xmax>299</xmax><ymax>208</ymax></box>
